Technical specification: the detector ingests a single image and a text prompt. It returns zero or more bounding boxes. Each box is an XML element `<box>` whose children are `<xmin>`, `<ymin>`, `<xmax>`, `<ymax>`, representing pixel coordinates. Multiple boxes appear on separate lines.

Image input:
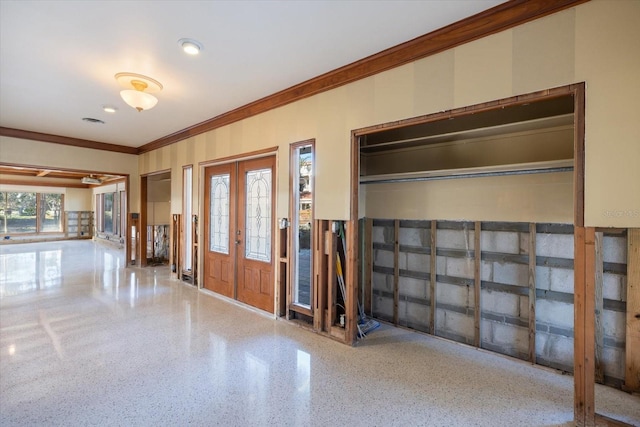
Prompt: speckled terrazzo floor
<box><xmin>1</xmin><ymin>241</ymin><xmax>639</xmax><ymax>427</ymax></box>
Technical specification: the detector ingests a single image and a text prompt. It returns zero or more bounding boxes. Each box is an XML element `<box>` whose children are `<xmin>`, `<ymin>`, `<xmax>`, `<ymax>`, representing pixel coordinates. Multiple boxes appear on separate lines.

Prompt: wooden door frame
<box><xmin>139</xmin><ymin>169</ymin><xmax>171</xmax><ymax>268</ymax></box>
<box><xmin>349</xmin><ymin>84</ymin><xmax>602</xmax><ymax>425</ymax></box>
<box><xmin>288</xmin><ymin>139</ymin><xmax>315</xmax><ymax>317</ymax></box>
<box><xmin>197</xmin><ymin>147</ymin><xmax>279</xmax><ymax>310</ymax></box>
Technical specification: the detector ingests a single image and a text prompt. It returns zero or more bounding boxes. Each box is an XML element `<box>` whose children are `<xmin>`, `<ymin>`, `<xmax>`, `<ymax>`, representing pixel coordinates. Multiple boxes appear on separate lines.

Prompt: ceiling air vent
<box><xmin>82</xmin><ymin>117</ymin><xmax>105</xmax><ymax>124</ymax></box>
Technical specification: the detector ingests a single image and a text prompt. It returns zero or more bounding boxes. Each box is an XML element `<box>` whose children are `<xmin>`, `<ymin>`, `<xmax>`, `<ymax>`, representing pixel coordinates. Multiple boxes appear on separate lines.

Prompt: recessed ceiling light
<box><xmin>82</xmin><ymin>117</ymin><xmax>105</xmax><ymax>124</ymax></box>
<box><xmin>178</xmin><ymin>38</ymin><xmax>203</xmax><ymax>55</ymax></box>
<box><xmin>103</xmin><ymin>105</ymin><xmax>117</xmax><ymax>113</ymax></box>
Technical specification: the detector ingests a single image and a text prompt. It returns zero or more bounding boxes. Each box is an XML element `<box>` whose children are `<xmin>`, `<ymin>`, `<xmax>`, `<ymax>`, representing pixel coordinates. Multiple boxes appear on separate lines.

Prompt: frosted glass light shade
<box><xmin>120</xmin><ymin>89</ymin><xmax>158</xmax><ymax>112</ymax></box>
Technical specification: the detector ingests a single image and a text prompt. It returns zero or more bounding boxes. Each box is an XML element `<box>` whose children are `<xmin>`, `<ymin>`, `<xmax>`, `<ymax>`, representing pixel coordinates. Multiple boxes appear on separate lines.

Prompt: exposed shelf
<box><xmin>360</xmin><ymin>159</ymin><xmax>573</xmax><ymax>185</ymax></box>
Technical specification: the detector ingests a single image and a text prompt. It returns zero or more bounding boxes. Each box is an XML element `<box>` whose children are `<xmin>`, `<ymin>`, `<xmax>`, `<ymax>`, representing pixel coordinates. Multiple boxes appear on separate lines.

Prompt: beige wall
<box><xmin>64</xmin><ymin>188</ymin><xmax>92</xmax><ymax>211</ymax></box>
<box><xmin>138</xmin><ymin>1</ymin><xmax>640</xmax><ymax>228</ymax></box>
<box><xmin>0</xmin><ymin>136</ymin><xmax>140</xmax><ymax>212</ymax></box>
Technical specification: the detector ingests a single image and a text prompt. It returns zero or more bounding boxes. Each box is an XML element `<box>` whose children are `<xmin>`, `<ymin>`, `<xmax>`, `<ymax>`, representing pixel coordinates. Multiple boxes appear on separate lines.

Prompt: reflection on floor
<box><xmin>1</xmin><ymin>241</ymin><xmax>639</xmax><ymax>426</ymax></box>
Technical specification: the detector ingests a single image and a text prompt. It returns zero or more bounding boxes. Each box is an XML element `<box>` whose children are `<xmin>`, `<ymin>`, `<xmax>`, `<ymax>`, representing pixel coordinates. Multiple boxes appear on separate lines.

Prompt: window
<box><xmin>183</xmin><ymin>166</ymin><xmax>193</xmax><ymax>272</ymax></box>
<box><xmin>96</xmin><ymin>190</ymin><xmax>125</xmax><ymax>237</ymax></box>
<box><xmin>0</xmin><ymin>191</ymin><xmax>64</xmax><ymax>234</ymax></box>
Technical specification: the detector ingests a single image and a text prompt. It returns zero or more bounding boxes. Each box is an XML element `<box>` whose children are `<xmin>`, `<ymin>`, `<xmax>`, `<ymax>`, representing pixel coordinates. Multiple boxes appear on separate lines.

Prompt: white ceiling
<box><xmin>0</xmin><ymin>0</ymin><xmax>505</xmax><ymax>149</ymax></box>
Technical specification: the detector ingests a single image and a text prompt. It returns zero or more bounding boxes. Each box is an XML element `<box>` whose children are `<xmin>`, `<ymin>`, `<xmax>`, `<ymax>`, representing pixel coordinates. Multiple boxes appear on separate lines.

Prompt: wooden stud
<box><xmin>625</xmin><ymin>228</ymin><xmax>640</xmax><ymax>392</ymax></box>
<box><xmin>594</xmin><ymin>232</ymin><xmax>604</xmax><ymax>384</ymax></box>
<box><xmin>346</xmin><ymin>220</ymin><xmax>358</xmax><ymax>344</ymax></box>
<box><xmin>140</xmin><ymin>176</ymin><xmax>148</xmax><ymax>267</ymax></box>
<box><xmin>474</xmin><ymin>221</ymin><xmax>481</xmax><ymax>348</ymax></box>
<box><xmin>364</xmin><ymin>218</ymin><xmax>373</xmax><ymax>316</ymax></box>
<box><xmin>393</xmin><ymin>220</ymin><xmax>400</xmax><ymax>325</ymax></box>
<box><xmin>528</xmin><ymin>223</ymin><xmax>537</xmax><ymax>364</ymax></box>
<box><xmin>574</xmin><ymin>226</ymin><xmax>596</xmax><ymax>426</ymax></box>
<box><xmin>430</xmin><ymin>220</ymin><xmax>437</xmax><ymax>335</ymax></box>
<box><xmin>326</xmin><ymin>222</ymin><xmax>337</xmax><ymax>331</ymax></box>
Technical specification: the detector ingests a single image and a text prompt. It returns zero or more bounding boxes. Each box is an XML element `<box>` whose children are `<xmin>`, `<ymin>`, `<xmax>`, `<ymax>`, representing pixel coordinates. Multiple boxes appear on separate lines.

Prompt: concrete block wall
<box><xmin>435</xmin><ymin>222</ymin><xmax>476</xmax><ymax>345</ymax></box>
<box><xmin>369</xmin><ymin>219</ymin><xmax>629</xmax><ymax>388</ymax></box>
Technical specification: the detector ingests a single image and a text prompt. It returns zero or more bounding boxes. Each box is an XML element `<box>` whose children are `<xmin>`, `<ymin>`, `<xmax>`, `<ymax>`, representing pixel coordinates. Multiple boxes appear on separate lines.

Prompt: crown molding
<box><xmin>137</xmin><ymin>0</ymin><xmax>588</xmax><ymax>154</ymax></box>
<box><xmin>0</xmin><ymin>127</ymin><xmax>139</xmax><ymax>155</ymax></box>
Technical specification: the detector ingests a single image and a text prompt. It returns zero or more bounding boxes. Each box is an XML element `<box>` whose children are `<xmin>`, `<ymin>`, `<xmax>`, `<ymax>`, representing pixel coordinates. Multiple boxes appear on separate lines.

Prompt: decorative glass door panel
<box><xmin>244</xmin><ymin>168</ymin><xmax>271</xmax><ymax>263</ymax></box>
<box><xmin>209</xmin><ymin>173</ymin><xmax>230</xmax><ymax>254</ymax></box>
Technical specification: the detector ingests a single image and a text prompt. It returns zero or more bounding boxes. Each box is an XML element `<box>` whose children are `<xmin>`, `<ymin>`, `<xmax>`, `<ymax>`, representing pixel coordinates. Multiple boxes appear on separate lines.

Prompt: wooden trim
<box><xmin>197</xmin><ymin>146</ymin><xmax>278</xmax><ymax>167</ymax></box>
<box><xmin>140</xmin><ymin>176</ymin><xmax>148</xmax><ymax>267</ymax></box>
<box><xmin>364</xmin><ymin>218</ymin><xmax>373</xmax><ymax>316</ymax></box>
<box><xmin>528</xmin><ymin>223</ymin><xmax>537</xmax><ymax>364</ymax></box>
<box><xmin>0</xmin><ymin>178</ymin><xmax>90</xmax><ymax>189</ymax></box>
<box><xmin>430</xmin><ymin>220</ymin><xmax>437</xmax><ymax>335</ymax></box>
<box><xmin>138</xmin><ymin>0</ymin><xmax>587</xmax><ymax>154</ymax></box>
<box><xmin>594</xmin><ymin>231</ymin><xmax>604</xmax><ymax>383</ymax></box>
<box><xmin>474</xmin><ymin>221</ymin><xmax>481</xmax><ymax>347</ymax></box>
<box><xmin>0</xmin><ymin>127</ymin><xmax>138</xmax><ymax>155</ymax></box>
<box><xmin>574</xmin><ymin>82</ymin><xmax>586</xmax><ymax>227</ymax></box>
<box><xmin>393</xmin><ymin>220</ymin><xmax>400</xmax><ymax>325</ymax></box>
<box><xmin>354</xmin><ymin>84</ymin><xmax>580</xmax><ymax>138</ymax></box>
<box><xmin>625</xmin><ymin>228</ymin><xmax>640</xmax><ymax>392</ymax></box>
<box><xmin>140</xmin><ymin>168</ymin><xmax>171</xmax><ymax>178</ymax></box>
<box><xmin>594</xmin><ymin>413</ymin><xmax>635</xmax><ymax>427</ymax></box>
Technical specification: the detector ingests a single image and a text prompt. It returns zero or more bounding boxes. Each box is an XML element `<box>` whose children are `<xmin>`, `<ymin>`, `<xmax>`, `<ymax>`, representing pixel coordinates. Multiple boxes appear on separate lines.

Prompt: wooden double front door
<box><xmin>203</xmin><ymin>156</ymin><xmax>275</xmax><ymax>313</ymax></box>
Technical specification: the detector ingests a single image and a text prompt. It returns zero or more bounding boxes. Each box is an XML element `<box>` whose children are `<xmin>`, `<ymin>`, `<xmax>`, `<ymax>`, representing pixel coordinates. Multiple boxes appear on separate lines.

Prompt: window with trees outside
<box><xmin>96</xmin><ymin>191</ymin><xmax>125</xmax><ymax>237</ymax></box>
<box><xmin>0</xmin><ymin>192</ymin><xmax>64</xmax><ymax>234</ymax></box>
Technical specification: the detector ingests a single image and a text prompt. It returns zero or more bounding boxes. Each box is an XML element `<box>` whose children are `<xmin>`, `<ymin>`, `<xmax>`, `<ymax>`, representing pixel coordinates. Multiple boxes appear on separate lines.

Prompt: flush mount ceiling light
<box><xmin>102</xmin><ymin>105</ymin><xmax>117</xmax><ymax>113</ymax></box>
<box><xmin>178</xmin><ymin>38</ymin><xmax>203</xmax><ymax>55</ymax></box>
<box><xmin>115</xmin><ymin>72</ymin><xmax>163</xmax><ymax>112</ymax></box>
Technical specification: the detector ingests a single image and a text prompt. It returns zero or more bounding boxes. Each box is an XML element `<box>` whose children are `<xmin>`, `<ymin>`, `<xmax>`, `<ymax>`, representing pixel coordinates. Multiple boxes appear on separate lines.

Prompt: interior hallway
<box><xmin>1</xmin><ymin>241</ymin><xmax>638</xmax><ymax>426</ymax></box>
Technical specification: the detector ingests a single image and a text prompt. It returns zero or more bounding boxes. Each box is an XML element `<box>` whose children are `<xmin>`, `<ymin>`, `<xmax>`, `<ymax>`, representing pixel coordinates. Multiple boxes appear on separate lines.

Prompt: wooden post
<box><xmin>474</xmin><ymin>221</ymin><xmax>481</xmax><ymax>348</ymax></box>
<box><xmin>625</xmin><ymin>228</ymin><xmax>640</xmax><ymax>392</ymax></box>
<box><xmin>574</xmin><ymin>226</ymin><xmax>596</xmax><ymax>426</ymax></box>
<box><xmin>393</xmin><ymin>220</ymin><xmax>400</xmax><ymax>325</ymax></box>
<box><xmin>326</xmin><ymin>222</ymin><xmax>336</xmax><ymax>331</ymax></box>
<box><xmin>430</xmin><ymin>220</ymin><xmax>437</xmax><ymax>335</ymax></box>
<box><xmin>594</xmin><ymin>232</ymin><xmax>604</xmax><ymax>384</ymax></box>
<box><xmin>528</xmin><ymin>223</ymin><xmax>536</xmax><ymax>364</ymax></box>
<box><xmin>364</xmin><ymin>218</ymin><xmax>373</xmax><ymax>316</ymax></box>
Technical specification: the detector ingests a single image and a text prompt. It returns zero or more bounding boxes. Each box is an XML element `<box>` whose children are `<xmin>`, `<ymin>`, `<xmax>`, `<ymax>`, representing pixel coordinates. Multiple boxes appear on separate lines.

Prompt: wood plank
<box><xmin>312</xmin><ymin>221</ymin><xmax>321</xmax><ymax>327</ymax></box>
<box><xmin>430</xmin><ymin>220</ymin><xmax>437</xmax><ymax>335</ymax></box>
<box><xmin>326</xmin><ymin>224</ymin><xmax>336</xmax><ymax>331</ymax></box>
<box><xmin>573</xmin><ymin>82</ymin><xmax>586</xmax><ymax>227</ymax></box>
<box><xmin>574</xmin><ymin>227</ymin><xmax>596</xmax><ymax>426</ymax></box>
<box><xmin>394</xmin><ymin>220</ymin><xmax>400</xmax><ymax>326</ymax></box>
<box><xmin>474</xmin><ymin>221</ymin><xmax>481</xmax><ymax>348</ymax></box>
<box><xmin>528</xmin><ymin>223</ymin><xmax>536</xmax><ymax>364</ymax></box>
<box><xmin>625</xmin><ymin>228</ymin><xmax>640</xmax><ymax>392</ymax></box>
<box><xmin>139</xmin><ymin>176</ymin><xmax>148</xmax><ymax>267</ymax></box>
<box><xmin>595</xmin><ymin>232</ymin><xmax>604</xmax><ymax>384</ymax></box>
<box><xmin>364</xmin><ymin>218</ymin><xmax>373</xmax><ymax>316</ymax></box>
<box><xmin>346</xmin><ymin>220</ymin><xmax>358</xmax><ymax>345</ymax></box>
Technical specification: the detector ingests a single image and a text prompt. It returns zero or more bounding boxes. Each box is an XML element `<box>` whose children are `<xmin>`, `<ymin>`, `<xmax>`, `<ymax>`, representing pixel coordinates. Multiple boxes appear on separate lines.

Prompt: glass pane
<box><xmin>209</xmin><ymin>173</ymin><xmax>230</xmax><ymax>254</ymax></box>
<box><xmin>1</xmin><ymin>192</ymin><xmax>36</xmax><ymax>234</ymax></box>
<box><xmin>40</xmin><ymin>193</ymin><xmax>63</xmax><ymax>232</ymax></box>
<box><xmin>294</xmin><ymin>146</ymin><xmax>313</xmax><ymax>306</ymax></box>
<box><xmin>245</xmin><ymin>168</ymin><xmax>271</xmax><ymax>262</ymax></box>
<box><xmin>104</xmin><ymin>193</ymin><xmax>114</xmax><ymax>234</ymax></box>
